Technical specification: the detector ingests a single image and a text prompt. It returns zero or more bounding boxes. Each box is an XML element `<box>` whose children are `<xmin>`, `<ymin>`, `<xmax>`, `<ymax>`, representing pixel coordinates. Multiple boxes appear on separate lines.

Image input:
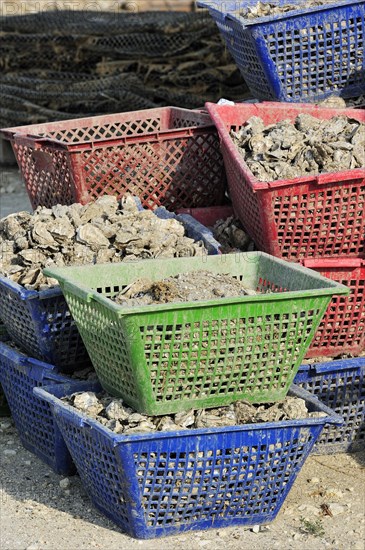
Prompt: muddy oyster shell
<box><xmin>212</xmin><ymin>216</ymin><xmax>252</xmax><ymax>252</ymax></box>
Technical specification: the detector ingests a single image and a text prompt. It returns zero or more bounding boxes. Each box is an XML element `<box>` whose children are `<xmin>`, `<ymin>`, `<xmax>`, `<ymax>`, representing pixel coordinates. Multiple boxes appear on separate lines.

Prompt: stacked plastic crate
<box><xmin>198</xmin><ymin>0</ymin><xmax>365</xmax><ymax>457</ymax></box>
<box><xmin>205</xmin><ymin>100</ymin><xmax>365</xmax><ymax>455</ymax></box>
<box><xmin>0</xmin><ymin>105</ymin><xmax>350</xmax><ymax>537</ymax></box>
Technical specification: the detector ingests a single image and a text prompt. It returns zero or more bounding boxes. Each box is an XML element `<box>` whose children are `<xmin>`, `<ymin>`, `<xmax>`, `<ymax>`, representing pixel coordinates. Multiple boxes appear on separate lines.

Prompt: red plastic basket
<box><xmin>304</xmin><ymin>258</ymin><xmax>365</xmax><ymax>358</ymax></box>
<box><xmin>206</xmin><ymin>102</ymin><xmax>365</xmax><ymax>260</ymax></box>
<box><xmin>1</xmin><ymin>107</ymin><xmax>226</xmax><ymax>210</ymax></box>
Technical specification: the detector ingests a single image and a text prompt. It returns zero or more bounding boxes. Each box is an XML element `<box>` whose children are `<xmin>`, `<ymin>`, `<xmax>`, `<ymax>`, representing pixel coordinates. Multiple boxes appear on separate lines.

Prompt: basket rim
<box><xmin>43</xmin><ymin>251</ymin><xmax>349</xmax><ymax>316</ymax></box>
<box><xmin>34</xmin><ymin>380</ymin><xmax>343</xmax><ymax>444</ymax></box>
<box><xmin>198</xmin><ymin>0</ymin><xmax>364</xmax><ymax>27</ymax></box>
<box><xmin>297</xmin><ymin>357</ymin><xmax>365</xmax><ymax>374</ymax></box>
<box><xmin>0</xmin><ymin>340</ymin><xmax>68</xmax><ymax>383</ymax></box>
<box><xmin>205</xmin><ymin>101</ymin><xmax>365</xmax><ymax>191</ymax></box>
<box><xmin>0</xmin><ymin>106</ymin><xmax>213</xmax><ymax>147</ymax></box>
<box><xmin>302</xmin><ymin>257</ymin><xmax>365</xmax><ymax>269</ymax></box>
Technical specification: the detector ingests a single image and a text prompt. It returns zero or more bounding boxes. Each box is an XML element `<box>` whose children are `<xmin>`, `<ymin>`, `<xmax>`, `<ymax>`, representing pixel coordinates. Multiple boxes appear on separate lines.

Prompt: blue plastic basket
<box><xmin>0</xmin><ymin>341</ymin><xmax>76</xmax><ymax>475</ymax></box>
<box><xmin>35</xmin><ymin>380</ymin><xmax>342</xmax><ymax>539</ymax></box>
<box><xmin>295</xmin><ymin>358</ymin><xmax>365</xmax><ymax>454</ymax></box>
<box><xmin>0</xmin><ymin>323</ymin><xmax>10</xmax><ymax>416</ymax></box>
<box><xmin>198</xmin><ymin>0</ymin><xmax>365</xmax><ymax>102</ymax></box>
<box><xmin>0</xmin><ymin>207</ymin><xmax>220</xmax><ymax>373</ymax></box>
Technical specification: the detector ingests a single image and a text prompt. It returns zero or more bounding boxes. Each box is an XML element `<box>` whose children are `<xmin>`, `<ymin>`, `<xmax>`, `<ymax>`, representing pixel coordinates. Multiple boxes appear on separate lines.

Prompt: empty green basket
<box><xmin>45</xmin><ymin>253</ymin><xmax>348</xmax><ymax>415</ymax></box>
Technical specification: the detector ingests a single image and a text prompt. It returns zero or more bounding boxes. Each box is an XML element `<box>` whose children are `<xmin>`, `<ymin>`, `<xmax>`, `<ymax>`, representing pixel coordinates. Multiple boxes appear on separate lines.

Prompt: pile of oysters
<box><xmin>0</xmin><ymin>195</ymin><xmax>206</xmax><ymax>291</ymax></box>
<box><xmin>231</xmin><ymin>114</ymin><xmax>365</xmax><ymax>182</ymax></box>
<box><xmin>65</xmin><ymin>391</ymin><xmax>325</xmax><ymax>435</ymax></box>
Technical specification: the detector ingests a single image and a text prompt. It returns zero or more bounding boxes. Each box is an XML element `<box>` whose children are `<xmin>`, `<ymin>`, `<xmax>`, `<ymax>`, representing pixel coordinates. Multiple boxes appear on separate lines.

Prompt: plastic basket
<box><xmin>44</xmin><ymin>252</ymin><xmax>348</xmax><ymax>415</ymax></box>
<box><xmin>0</xmin><ymin>279</ymin><xmax>92</xmax><ymax>374</ymax></box>
<box><xmin>35</xmin><ymin>379</ymin><xmax>342</xmax><ymax>539</ymax></box>
<box><xmin>304</xmin><ymin>258</ymin><xmax>365</xmax><ymax>357</ymax></box>
<box><xmin>177</xmin><ymin>205</ymin><xmax>234</xmax><ymax>227</ymax></box>
<box><xmin>0</xmin><ymin>209</ymin><xmax>220</xmax><ymax>372</ymax></box>
<box><xmin>206</xmin><ymin>102</ymin><xmax>365</xmax><ymax>260</ymax></box>
<box><xmin>294</xmin><ymin>358</ymin><xmax>365</xmax><ymax>453</ymax></box>
<box><xmin>1</xmin><ymin>107</ymin><xmax>226</xmax><ymax>210</ymax></box>
<box><xmin>198</xmin><ymin>0</ymin><xmax>365</xmax><ymax>102</ymax></box>
<box><xmin>0</xmin><ymin>341</ymin><xmax>76</xmax><ymax>474</ymax></box>
<box><xmin>0</xmin><ymin>323</ymin><xmax>10</xmax><ymax>416</ymax></box>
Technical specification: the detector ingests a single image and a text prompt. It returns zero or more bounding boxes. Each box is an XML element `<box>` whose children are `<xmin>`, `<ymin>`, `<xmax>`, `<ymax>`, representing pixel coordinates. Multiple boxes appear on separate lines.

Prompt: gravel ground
<box><xmin>1</xmin><ymin>419</ymin><xmax>364</xmax><ymax>550</ymax></box>
<box><xmin>0</xmin><ymin>167</ymin><xmax>365</xmax><ymax>550</ymax></box>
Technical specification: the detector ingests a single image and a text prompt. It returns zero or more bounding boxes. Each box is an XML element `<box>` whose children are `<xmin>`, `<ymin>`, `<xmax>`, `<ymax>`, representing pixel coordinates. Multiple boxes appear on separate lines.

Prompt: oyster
<box><xmin>231</xmin><ymin>114</ymin><xmax>365</xmax><ymax>182</ymax></box>
<box><xmin>112</xmin><ymin>270</ymin><xmax>254</xmax><ymax>307</ymax></box>
<box><xmin>241</xmin><ymin>1</ymin><xmax>337</xmax><ymax>19</ymax></box>
<box><xmin>212</xmin><ymin>216</ymin><xmax>252</xmax><ymax>252</ymax></box>
<box><xmin>63</xmin><ymin>392</ymin><xmax>318</xmax><ymax>435</ymax></box>
<box><xmin>71</xmin><ymin>392</ymin><xmax>104</xmax><ymax>417</ymax></box>
<box><xmin>0</xmin><ymin>195</ymin><xmax>208</xmax><ymax>291</ymax></box>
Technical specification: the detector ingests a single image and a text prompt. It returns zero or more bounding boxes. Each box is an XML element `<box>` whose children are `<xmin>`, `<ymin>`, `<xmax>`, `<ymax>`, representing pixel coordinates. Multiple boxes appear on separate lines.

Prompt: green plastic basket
<box><xmin>45</xmin><ymin>253</ymin><xmax>348</xmax><ymax>415</ymax></box>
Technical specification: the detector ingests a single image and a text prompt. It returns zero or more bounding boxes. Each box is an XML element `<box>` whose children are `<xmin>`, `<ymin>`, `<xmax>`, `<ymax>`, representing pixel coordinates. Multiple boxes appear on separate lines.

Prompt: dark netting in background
<box><xmin>0</xmin><ymin>10</ymin><xmax>249</xmax><ymax>127</ymax></box>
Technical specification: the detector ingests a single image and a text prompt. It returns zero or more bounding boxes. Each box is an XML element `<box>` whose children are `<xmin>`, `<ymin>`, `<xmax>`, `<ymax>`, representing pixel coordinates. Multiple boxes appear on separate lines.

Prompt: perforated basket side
<box><xmin>4</xmin><ymin>107</ymin><xmax>213</xmax><ymax>144</ymax></box>
<box><xmin>202</xmin><ymin>0</ymin><xmax>365</xmax><ymax>101</ymax></box>
<box><xmin>206</xmin><ymin>102</ymin><xmax>365</xmax><ymax>259</ymax></box>
<box><xmin>5</xmin><ymin>107</ymin><xmax>226</xmax><ymax>209</ymax></box>
<box><xmin>38</xmin><ymin>380</ymin><xmax>338</xmax><ymax>538</ymax></box>
<box><xmin>244</xmin><ymin>2</ymin><xmax>365</xmax><ymax>101</ymax></box>
<box><xmin>305</xmin><ymin>260</ymin><xmax>365</xmax><ymax>357</ymax></box>
<box><xmin>76</xmin><ymin>129</ymin><xmax>226</xmax><ymax>209</ymax></box>
<box><xmin>0</xmin><ymin>277</ymin><xmax>91</xmax><ymax>373</ymax></box>
<box><xmin>0</xmin><ymin>342</ymin><xmax>75</xmax><ymax>474</ymax></box>
<box><xmin>46</xmin><ymin>253</ymin><xmax>345</xmax><ymax>414</ymax></box>
<box><xmin>11</xmin><ymin>140</ymin><xmax>76</xmax><ymax>209</ymax></box>
<box><xmin>294</xmin><ymin>360</ymin><xmax>365</xmax><ymax>453</ymax></box>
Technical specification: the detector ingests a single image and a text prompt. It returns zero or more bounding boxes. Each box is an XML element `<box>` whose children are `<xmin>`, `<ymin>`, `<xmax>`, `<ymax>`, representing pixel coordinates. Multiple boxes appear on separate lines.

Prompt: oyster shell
<box><xmin>231</xmin><ymin>114</ymin><xmax>365</xmax><ymax>182</ymax></box>
<box><xmin>71</xmin><ymin>392</ymin><xmax>104</xmax><ymax>417</ymax></box>
<box><xmin>241</xmin><ymin>1</ymin><xmax>337</xmax><ymax>19</ymax></box>
<box><xmin>113</xmin><ymin>270</ymin><xmax>254</xmax><ymax>307</ymax></box>
<box><xmin>63</xmin><ymin>392</ymin><xmax>318</xmax><ymax>435</ymax></box>
<box><xmin>0</xmin><ymin>195</ymin><xmax>208</xmax><ymax>291</ymax></box>
<box><xmin>77</xmin><ymin>224</ymin><xmax>110</xmax><ymax>250</ymax></box>
<box><xmin>212</xmin><ymin>216</ymin><xmax>252</xmax><ymax>252</ymax></box>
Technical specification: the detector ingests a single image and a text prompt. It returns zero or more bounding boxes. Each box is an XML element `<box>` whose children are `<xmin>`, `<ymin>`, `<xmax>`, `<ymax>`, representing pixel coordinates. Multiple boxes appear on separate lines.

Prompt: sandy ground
<box><xmin>0</xmin><ymin>166</ymin><xmax>365</xmax><ymax>550</ymax></box>
<box><xmin>1</xmin><ymin>418</ymin><xmax>365</xmax><ymax>550</ymax></box>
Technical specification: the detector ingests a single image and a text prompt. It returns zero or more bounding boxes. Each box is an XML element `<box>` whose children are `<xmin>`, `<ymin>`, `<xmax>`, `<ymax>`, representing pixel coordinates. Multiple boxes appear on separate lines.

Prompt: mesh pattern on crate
<box><xmin>221</xmin><ymin>139</ymin><xmax>266</xmax><ymax>250</ymax></box>
<box><xmin>36</xmin><ymin>110</ymin><xmax>209</xmax><ymax>144</ymax></box>
<box><xmin>80</xmin><ymin>133</ymin><xmax>224</xmax><ymax>209</ymax></box>
<box><xmin>0</xmin><ymin>359</ymin><xmax>57</xmax><ymax>459</ymax></box>
<box><xmin>0</xmin><ymin>286</ymin><xmax>41</xmax><ymax>358</ymax></box>
<box><xmin>0</xmin><ymin>384</ymin><xmax>10</xmax><ymax>416</ymax></box>
<box><xmin>308</xmin><ymin>267</ymin><xmax>365</xmax><ymax>356</ymax></box>
<box><xmin>42</xmin><ymin>294</ymin><xmax>91</xmax><ymax>371</ymax></box>
<box><xmin>272</xmin><ymin>184</ymin><xmax>365</xmax><ymax>259</ymax></box>
<box><xmin>228</xmin><ymin>20</ymin><xmax>274</xmax><ymax>99</ymax></box>
<box><xmin>0</xmin><ymin>285</ymin><xmax>90</xmax><ymax>371</ymax></box>
<box><xmin>38</xmin><ymin>117</ymin><xmax>163</xmax><ymax>144</ymax></box>
<box><xmin>133</xmin><ymin>428</ymin><xmax>315</xmax><ymax>527</ymax></box>
<box><xmin>65</xmin><ymin>280</ymin><xmax>322</xmax><ymax>406</ymax></box>
<box><xmin>264</xmin><ymin>13</ymin><xmax>365</xmax><ymax>100</ymax></box>
<box><xmin>297</xmin><ymin>367</ymin><xmax>365</xmax><ymax>451</ymax></box>
<box><xmin>66</xmin><ymin>295</ymin><xmax>140</xmax><ymax>402</ymax></box>
<box><xmin>12</xmin><ymin>142</ymin><xmax>74</xmax><ymax>208</ymax></box>
<box><xmin>140</xmin><ymin>308</ymin><xmax>319</xmax><ymax>403</ymax></box>
<box><xmin>55</xmin><ymin>416</ymin><xmax>130</xmax><ymax>529</ymax></box>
